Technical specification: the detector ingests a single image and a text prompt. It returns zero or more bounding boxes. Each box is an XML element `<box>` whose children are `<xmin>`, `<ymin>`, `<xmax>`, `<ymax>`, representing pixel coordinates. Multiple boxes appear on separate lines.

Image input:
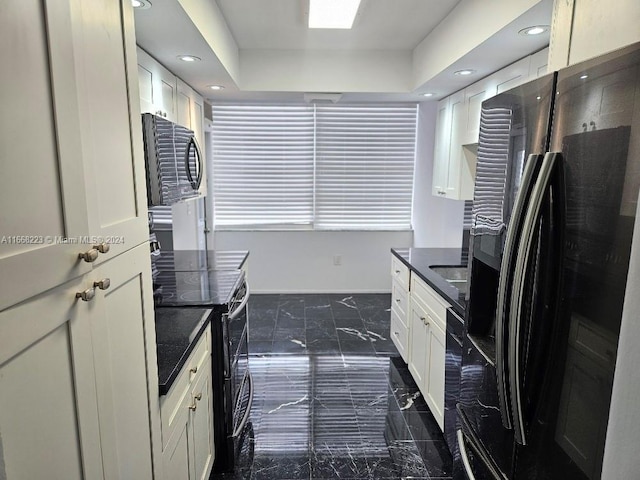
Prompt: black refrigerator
<box><xmin>456</xmin><ymin>41</ymin><xmax>640</xmax><ymax>480</ymax></box>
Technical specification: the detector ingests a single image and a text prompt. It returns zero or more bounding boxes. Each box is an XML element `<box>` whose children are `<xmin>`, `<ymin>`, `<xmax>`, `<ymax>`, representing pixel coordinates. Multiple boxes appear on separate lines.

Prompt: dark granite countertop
<box><xmin>155</xmin><ymin>307</ymin><xmax>212</xmax><ymax>395</ymax></box>
<box><xmin>391</xmin><ymin>247</ymin><xmax>468</xmax><ymax>317</ymax></box>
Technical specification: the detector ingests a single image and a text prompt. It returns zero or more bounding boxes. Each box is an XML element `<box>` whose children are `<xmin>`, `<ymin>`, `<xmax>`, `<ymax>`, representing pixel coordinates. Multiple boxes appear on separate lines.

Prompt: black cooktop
<box><xmin>153</xmin><ymin>269</ymin><xmax>244</xmax><ymax>307</ymax></box>
<box><xmin>153</xmin><ymin>249</ymin><xmax>249</xmax><ymax>272</ymax></box>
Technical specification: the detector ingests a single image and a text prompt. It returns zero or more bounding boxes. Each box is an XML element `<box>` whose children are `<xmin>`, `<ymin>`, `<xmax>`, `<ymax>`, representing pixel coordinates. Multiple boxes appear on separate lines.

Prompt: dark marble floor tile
<box><xmin>336</xmin><ymin>327</ymin><xmax>371</xmax><ymax>343</ymax></box>
<box><xmin>306</xmin><ymin>326</ymin><xmax>338</xmax><ymax>342</ymax></box>
<box><xmin>250</xmin><ymin>455</ymin><xmax>311</xmax><ymax>480</ymax></box>
<box><xmin>270</xmin><ymin>339</ymin><xmax>308</xmax><ymax>353</ymax></box>
<box><xmin>352</xmin><ymin>293</ymin><xmax>392</xmax><ymax>308</ymax></box>
<box><xmin>311</xmin><ymin>449</ymin><xmax>371</xmax><ymax>479</ymax></box>
<box><xmin>386</xmin><ymin>440</ymin><xmax>432</xmax><ymax>479</ymax></box>
<box><xmin>307</xmin><ymin>338</ymin><xmax>341</xmax><ymax>354</ymax></box>
<box><xmin>334</xmin><ymin>316</ymin><xmax>365</xmax><ymax>329</ymax></box>
<box><xmin>248</xmin><ymin>324</ymin><xmax>275</xmax><ymax>341</ymax></box>
<box><xmin>330</xmin><ymin>295</ymin><xmax>361</xmax><ymax>319</ymax></box>
<box><xmin>339</xmin><ymin>339</ymin><xmax>376</xmax><ymax>355</ymax></box>
<box><xmin>306</xmin><ymin>304</ymin><xmax>334</xmax><ymax>319</ymax></box>
<box><xmin>403</xmin><ymin>409</ymin><xmax>445</xmax><ymax>443</ymax></box>
<box><xmin>276</xmin><ymin>315</ymin><xmax>306</xmax><ymax>328</ymax></box>
<box><xmin>249</xmin><ymin>294</ymin><xmax>281</xmax><ymax>307</ymax></box>
<box><xmin>413</xmin><ymin>441</ymin><xmax>453</xmax><ymax>478</ymax></box>
<box><xmin>278</xmin><ymin>298</ymin><xmax>305</xmax><ymax>318</ymax></box>
<box><xmin>248</xmin><ymin>341</ymin><xmax>274</xmax><ymax>354</ymax></box>
<box><xmin>249</xmin><ymin>307</ymin><xmax>278</xmax><ymax>326</ymax></box>
<box><xmin>302</xmin><ymin>294</ymin><xmax>332</xmax><ymax>307</ymax></box>
<box><xmin>273</xmin><ymin>325</ymin><xmax>306</xmax><ymax>341</ymax></box>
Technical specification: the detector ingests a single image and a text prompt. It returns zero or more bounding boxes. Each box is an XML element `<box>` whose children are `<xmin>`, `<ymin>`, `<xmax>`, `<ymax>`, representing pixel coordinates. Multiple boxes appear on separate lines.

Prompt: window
<box><xmin>210</xmin><ymin>103</ymin><xmax>417</xmax><ymax>230</ymax></box>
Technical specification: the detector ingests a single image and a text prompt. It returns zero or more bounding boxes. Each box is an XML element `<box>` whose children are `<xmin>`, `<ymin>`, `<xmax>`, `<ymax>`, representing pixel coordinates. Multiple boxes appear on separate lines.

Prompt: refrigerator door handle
<box><xmin>509</xmin><ymin>151</ymin><xmax>561</xmax><ymax>445</ymax></box>
<box><xmin>495</xmin><ymin>153</ymin><xmax>543</xmax><ymax>430</ymax></box>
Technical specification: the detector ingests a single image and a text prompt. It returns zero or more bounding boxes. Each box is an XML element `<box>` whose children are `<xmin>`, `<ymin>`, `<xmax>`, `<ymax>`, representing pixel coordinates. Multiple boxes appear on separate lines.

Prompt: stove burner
<box><xmin>180</xmin><ymin>290</ymin><xmax>210</xmax><ymax>302</ymax></box>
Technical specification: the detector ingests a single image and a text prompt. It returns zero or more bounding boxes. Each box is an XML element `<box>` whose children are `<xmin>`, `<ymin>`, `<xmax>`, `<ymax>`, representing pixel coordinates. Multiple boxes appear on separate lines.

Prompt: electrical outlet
<box><xmin>333</xmin><ymin>254</ymin><xmax>342</xmax><ymax>266</ymax></box>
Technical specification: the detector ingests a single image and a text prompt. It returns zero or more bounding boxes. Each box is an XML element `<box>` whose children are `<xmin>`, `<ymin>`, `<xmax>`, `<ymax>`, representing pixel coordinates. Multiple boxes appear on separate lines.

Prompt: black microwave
<box><xmin>141</xmin><ymin>113</ymin><xmax>203</xmax><ymax>206</ymax></box>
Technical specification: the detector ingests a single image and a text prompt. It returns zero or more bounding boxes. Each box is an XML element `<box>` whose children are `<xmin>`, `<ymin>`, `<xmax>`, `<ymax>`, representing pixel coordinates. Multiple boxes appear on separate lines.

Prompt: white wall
<box><xmin>214</xmin><ymin>230</ymin><xmax>412</xmax><ymax>293</ymax></box>
<box><xmin>412</xmin><ymin>102</ymin><xmax>465</xmax><ymax>247</ymax></box>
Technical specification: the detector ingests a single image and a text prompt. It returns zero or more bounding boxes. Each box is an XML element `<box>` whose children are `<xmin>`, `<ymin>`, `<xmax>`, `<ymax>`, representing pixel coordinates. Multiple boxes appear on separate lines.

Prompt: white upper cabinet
<box><xmin>431</xmin><ymin>48</ymin><xmax>551</xmax><ymax>201</ymax></box>
<box><xmin>432</xmin><ymin>97</ymin><xmax>452</xmax><ymax>197</ymax></box>
<box><xmin>463</xmin><ymin>77</ymin><xmax>497</xmax><ymax>145</ymax></box>
<box><xmin>549</xmin><ymin>0</ymin><xmax>640</xmax><ymax>70</ymax></box>
<box><xmin>137</xmin><ymin>53</ymin><xmax>208</xmax><ymax>199</ymax></box>
<box><xmin>69</xmin><ymin>0</ymin><xmax>149</xmax><ymax>265</ymax></box>
<box><xmin>0</xmin><ymin>0</ymin><xmax>147</xmax><ymax>310</ymax></box>
<box><xmin>137</xmin><ymin>47</ymin><xmax>178</xmax><ymax>121</ymax></box>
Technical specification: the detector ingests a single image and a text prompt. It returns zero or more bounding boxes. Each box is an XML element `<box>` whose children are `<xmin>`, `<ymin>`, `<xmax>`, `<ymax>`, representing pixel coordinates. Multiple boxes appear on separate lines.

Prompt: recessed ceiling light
<box><xmin>536</xmin><ymin>96</ymin><xmax>542</xmax><ymax>100</ymax></box>
<box><xmin>209</xmin><ymin>85</ymin><xmax>225</xmax><ymax>91</ymax></box>
<box><xmin>519</xmin><ymin>25</ymin><xmax>549</xmax><ymax>36</ymax></box>
<box><xmin>131</xmin><ymin>0</ymin><xmax>151</xmax><ymax>9</ymax></box>
<box><xmin>580</xmin><ymin>74</ymin><xmax>589</xmax><ymax>79</ymax></box>
<box><xmin>178</xmin><ymin>55</ymin><xmax>201</xmax><ymax>62</ymax></box>
<box><xmin>422</xmin><ymin>93</ymin><xmax>435</xmax><ymax>97</ymax></box>
<box><xmin>309</xmin><ymin>0</ymin><xmax>362</xmax><ymax>29</ymax></box>
<box><xmin>454</xmin><ymin>69</ymin><xmax>475</xmax><ymax>76</ymax></box>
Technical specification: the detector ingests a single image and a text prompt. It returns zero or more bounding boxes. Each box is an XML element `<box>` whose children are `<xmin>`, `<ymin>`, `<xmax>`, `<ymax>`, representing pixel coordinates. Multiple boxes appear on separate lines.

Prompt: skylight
<box><xmin>308</xmin><ymin>0</ymin><xmax>362</xmax><ymax>29</ymax></box>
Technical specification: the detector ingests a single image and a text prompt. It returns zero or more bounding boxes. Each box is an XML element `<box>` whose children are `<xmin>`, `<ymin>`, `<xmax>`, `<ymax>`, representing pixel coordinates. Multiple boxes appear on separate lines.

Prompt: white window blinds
<box><xmin>211</xmin><ymin>104</ymin><xmax>417</xmax><ymax>230</ymax></box>
<box><xmin>315</xmin><ymin>105</ymin><xmax>417</xmax><ymax>229</ymax></box>
<box><xmin>211</xmin><ymin>105</ymin><xmax>315</xmax><ymax>226</ymax></box>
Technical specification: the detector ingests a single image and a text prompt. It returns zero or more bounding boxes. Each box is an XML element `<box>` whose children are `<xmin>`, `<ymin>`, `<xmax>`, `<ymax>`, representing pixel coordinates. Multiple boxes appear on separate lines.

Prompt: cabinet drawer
<box><xmin>391</xmin><ymin>279</ymin><xmax>409</xmax><ymax>319</ymax></box>
<box><xmin>390</xmin><ymin>308</ymin><xmax>409</xmax><ymax>362</ymax></box>
<box><xmin>410</xmin><ymin>274</ymin><xmax>450</xmax><ymax>327</ymax></box>
<box><xmin>391</xmin><ymin>255</ymin><xmax>410</xmax><ymax>290</ymax></box>
<box><xmin>160</xmin><ymin>326</ymin><xmax>211</xmax><ymax>448</ymax></box>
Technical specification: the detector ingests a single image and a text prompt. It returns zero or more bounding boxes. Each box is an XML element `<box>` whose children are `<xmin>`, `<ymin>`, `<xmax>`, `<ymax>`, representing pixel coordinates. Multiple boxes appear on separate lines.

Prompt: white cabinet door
<box><xmin>494</xmin><ymin>56</ymin><xmax>531</xmax><ymax>94</ymax></box>
<box><xmin>88</xmin><ymin>244</ymin><xmax>156</xmax><ymax>479</ymax></box>
<box><xmin>177</xmin><ymin>78</ymin><xmax>193</xmax><ymax>130</ymax></box>
<box><xmin>137</xmin><ymin>47</ymin><xmax>178</xmax><ymax>121</ymax></box>
<box><xmin>69</xmin><ymin>0</ymin><xmax>149</xmax><ymax>265</ymax></box>
<box><xmin>425</xmin><ymin>320</ymin><xmax>446</xmax><ymax>430</ymax></box>
<box><xmin>408</xmin><ymin>298</ymin><xmax>429</xmax><ymax>389</ymax></box>
<box><xmin>463</xmin><ymin>79</ymin><xmax>497</xmax><ymax>144</ymax></box>
<box><xmin>446</xmin><ymin>90</ymin><xmax>474</xmax><ymax>199</ymax></box>
<box><xmin>164</xmin><ymin>418</ymin><xmax>192</xmax><ymax>480</ymax></box>
<box><xmin>0</xmin><ymin>275</ymin><xmax>103</xmax><ymax>480</ymax></box>
<box><xmin>0</xmin><ymin>0</ymin><xmax>95</xmax><ymax>310</ymax></box>
<box><xmin>432</xmin><ymin>97</ymin><xmax>452</xmax><ymax>197</ymax></box>
<box><xmin>190</xmin><ymin>360</ymin><xmax>215</xmax><ymax>480</ymax></box>
<box><xmin>529</xmin><ymin>48</ymin><xmax>550</xmax><ymax>79</ymax></box>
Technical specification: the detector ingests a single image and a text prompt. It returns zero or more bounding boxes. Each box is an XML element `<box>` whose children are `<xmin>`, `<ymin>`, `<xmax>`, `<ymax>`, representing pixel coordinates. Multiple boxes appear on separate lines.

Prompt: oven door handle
<box><xmin>229</xmin><ymin>281</ymin><xmax>250</xmax><ymax>321</ymax></box>
<box><xmin>222</xmin><ymin>313</ymin><xmax>231</xmax><ymax>379</ymax></box>
<box><xmin>232</xmin><ymin>371</ymin><xmax>254</xmax><ymax>438</ymax></box>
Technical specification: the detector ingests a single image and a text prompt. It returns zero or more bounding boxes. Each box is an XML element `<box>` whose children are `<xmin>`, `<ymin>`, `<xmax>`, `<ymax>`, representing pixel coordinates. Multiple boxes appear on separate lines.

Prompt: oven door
<box><xmin>222</xmin><ymin>280</ymin><xmax>253</xmax><ymax>440</ymax></box>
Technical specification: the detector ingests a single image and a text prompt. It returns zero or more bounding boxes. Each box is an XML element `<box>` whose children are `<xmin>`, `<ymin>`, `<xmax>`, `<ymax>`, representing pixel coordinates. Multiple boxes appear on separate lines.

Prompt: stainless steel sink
<box><xmin>430</xmin><ymin>265</ymin><xmax>468</xmax><ymax>293</ymax></box>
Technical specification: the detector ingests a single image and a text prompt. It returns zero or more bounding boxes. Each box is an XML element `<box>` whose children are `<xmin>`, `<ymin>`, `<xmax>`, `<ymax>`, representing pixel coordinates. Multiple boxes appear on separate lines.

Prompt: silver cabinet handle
<box><xmin>76</xmin><ymin>288</ymin><xmax>96</xmax><ymax>302</ymax></box>
<box><xmin>194</xmin><ymin>393</ymin><xmax>202</xmax><ymax>401</ymax></box>
<box><xmin>78</xmin><ymin>249</ymin><xmax>99</xmax><ymax>263</ymax></box>
<box><xmin>395</xmin><ymin>269</ymin><xmax>401</xmax><ymax>274</ymax></box>
<box><xmin>190</xmin><ymin>366</ymin><xmax>198</xmax><ymax>374</ymax></box>
<box><xmin>395</xmin><ymin>298</ymin><xmax>401</xmax><ymax>303</ymax></box>
<box><xmin>93</xmin><ymin>278</ymin><xmax>111</xmax><ymax>290</ymax></box>
<box><xmin>189</xmin><ymin>402</ymin><xmax>197</xmax><ymax>411</ymax></box>
<box><xmin>495</xmin><ymin>153</ymin><xmax>542</xmax><ymax>431</ymax></box>
<box><xmin>94</xmin><ymin>242</ymin><xmax>110</xmax><ymax>254</ymax></box>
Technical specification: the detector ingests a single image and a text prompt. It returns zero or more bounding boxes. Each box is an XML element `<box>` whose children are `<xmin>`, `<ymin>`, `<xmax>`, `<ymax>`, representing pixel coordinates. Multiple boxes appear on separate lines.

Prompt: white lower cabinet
<box><xmin>406</xmin><ymin>273</ymin><xmax>449</xmax><ymax>431</ymax></box>
<box><xmin>161</xmin><ymin>327</ymin><xmax>215</xmax><ymax>480</ymax></box>
<box><xmin>0</xmin><ymin>244</ymin><xmax>157</xmax><ymax>479</ymax></box>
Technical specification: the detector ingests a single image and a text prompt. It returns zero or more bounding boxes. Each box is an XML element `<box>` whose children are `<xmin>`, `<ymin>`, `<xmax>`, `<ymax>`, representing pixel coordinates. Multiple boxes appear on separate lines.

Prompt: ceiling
<box><xmin>215</xmin><ymin>0</ymin><xmax>461</xmax><ymax>50</ymax></box>
<box><xmin>133</xmin><ymin>0</ymin><xmax>553</xmax><ymax>103</ymax></box>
